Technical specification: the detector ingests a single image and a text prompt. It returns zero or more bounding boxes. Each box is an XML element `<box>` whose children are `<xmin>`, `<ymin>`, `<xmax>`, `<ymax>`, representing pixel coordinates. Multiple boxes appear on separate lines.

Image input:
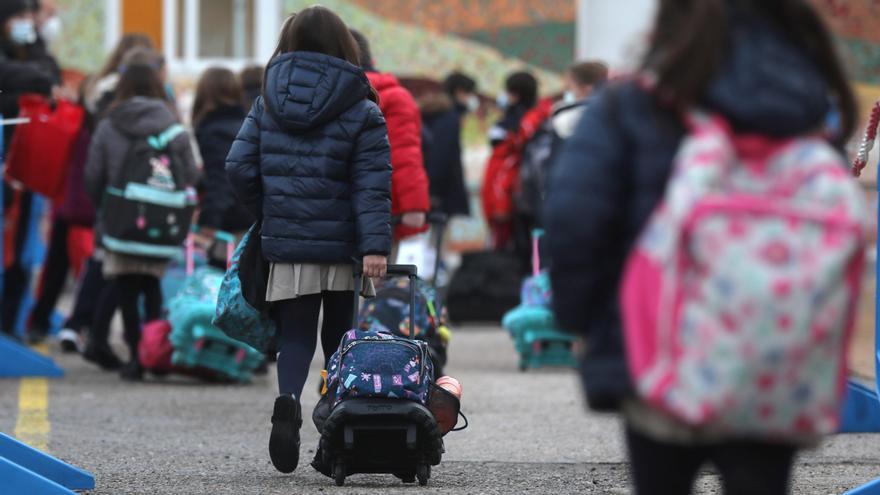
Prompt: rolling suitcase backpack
<box><xmin>313</xmin><ymin>264</ymin><xmax>444</xmax><ymax>487</ymax></box>
<box><xmin>502</xmin><ymin>230</ymin><xmax>577</xmax><ymax>371</ymax></box>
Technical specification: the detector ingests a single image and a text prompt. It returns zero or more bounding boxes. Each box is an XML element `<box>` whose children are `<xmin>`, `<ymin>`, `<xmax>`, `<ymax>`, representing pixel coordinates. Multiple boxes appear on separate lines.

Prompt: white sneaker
<box><xmin>57</xmin><ymin>328</ymin><xmax>82</xmax><ymax>353</ymax></box>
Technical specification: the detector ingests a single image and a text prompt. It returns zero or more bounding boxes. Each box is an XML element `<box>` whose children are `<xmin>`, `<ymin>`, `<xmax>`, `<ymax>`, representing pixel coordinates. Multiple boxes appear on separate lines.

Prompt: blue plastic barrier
<box><xmin>0</xmin><ymin>334</ymin><xmax>63</xmax><ymax>377</ymax></box>
<box><xmin>0</xmin><ymin>433</ymin><xmax>94</xmax><ymax>491</ymax></box>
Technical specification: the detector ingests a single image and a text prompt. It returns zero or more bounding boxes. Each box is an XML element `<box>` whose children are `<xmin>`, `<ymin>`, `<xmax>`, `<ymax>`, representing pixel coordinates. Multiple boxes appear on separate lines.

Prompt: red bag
<box><xmin>6</xmin><ymin>95</ymin><xmax>84</xmax><ymax>199</ymax></box>
<box><xmin>66</xmin><ymin>226</ymin><xmax>94</xmax><ymax>278</ymax></box>
<box><xmin>139</xmin><ymin>320</ymin><xmax>175</xmax><ymax>373</ymax></box>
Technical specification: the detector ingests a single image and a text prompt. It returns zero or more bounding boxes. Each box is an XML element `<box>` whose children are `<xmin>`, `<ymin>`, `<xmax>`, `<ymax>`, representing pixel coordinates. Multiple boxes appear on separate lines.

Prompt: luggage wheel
<box><xmin>417</xmin><ymin>463</ymin><xmax>430</xmax><ymax>486</ymax></box>
<box><xmin>334</xmin><ymin>462</ymin><xmax>345</xmax><ymax>486</ymax></box>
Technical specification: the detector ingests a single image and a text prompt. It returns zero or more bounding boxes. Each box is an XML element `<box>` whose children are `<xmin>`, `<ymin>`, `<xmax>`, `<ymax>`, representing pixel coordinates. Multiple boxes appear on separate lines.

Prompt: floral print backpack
<box><xmin>620</xmin><ymin>112</ymin><xmax>869</xmax><ymax>438</ymax></box>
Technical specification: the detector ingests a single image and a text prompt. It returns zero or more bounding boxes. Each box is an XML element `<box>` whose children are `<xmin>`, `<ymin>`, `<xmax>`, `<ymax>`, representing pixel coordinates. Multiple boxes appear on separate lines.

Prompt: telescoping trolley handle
<box><xmin>352</xmin><ymin>263</ymin><xmax>419</xmax><ymax>336</ymax></box>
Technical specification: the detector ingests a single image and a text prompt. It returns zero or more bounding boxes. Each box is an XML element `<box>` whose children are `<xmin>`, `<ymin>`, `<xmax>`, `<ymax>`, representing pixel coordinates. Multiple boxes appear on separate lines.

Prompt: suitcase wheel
<box><xmin>334</xmin><ymin>462</ymin><xmax>345</xmax><ymax>487</ymax></box>
<box><xmin>417</xmin><ymin>463</ymin><xmax>430</xmax><ymax>486</ymax></box>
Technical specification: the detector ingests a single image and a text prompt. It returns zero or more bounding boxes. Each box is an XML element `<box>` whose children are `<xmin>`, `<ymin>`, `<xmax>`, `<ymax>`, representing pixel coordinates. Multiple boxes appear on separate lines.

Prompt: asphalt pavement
<box><xmin>2</xmin><ymin>325</ymin><xmax>879</xmax><ymax>494</ymax></box>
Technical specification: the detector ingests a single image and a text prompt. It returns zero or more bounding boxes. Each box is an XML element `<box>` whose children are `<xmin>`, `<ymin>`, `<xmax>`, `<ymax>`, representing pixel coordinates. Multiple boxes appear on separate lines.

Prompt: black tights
<box><xmin>626</xmin><ymin>427</ymin><xmax>797</xmax><ymax>495</ymax></box>
<box><xmin>272</xmin><ymin>291</ymin><xmax>354</xmax><ymax>398</ymax></box>
<box><xmin>92</xmin><ymin>274</ymin><xmax>161</xmax><ymax>361</ymax></box>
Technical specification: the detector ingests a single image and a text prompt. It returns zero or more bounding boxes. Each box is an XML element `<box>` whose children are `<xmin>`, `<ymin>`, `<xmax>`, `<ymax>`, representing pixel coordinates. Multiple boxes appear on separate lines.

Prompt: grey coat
<box><xmin>85</xmin><ymin>96</ymin><xmax>199</xmax><ymax>278</ymax></box>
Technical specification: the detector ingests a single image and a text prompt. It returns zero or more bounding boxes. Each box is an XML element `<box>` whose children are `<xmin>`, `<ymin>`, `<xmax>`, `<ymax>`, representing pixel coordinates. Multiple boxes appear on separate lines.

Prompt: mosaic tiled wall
<box><xmin>280</xmin><ymin>0</ymin><xmax>568</xmax><ymax>94</ymax></box>
<box><xmin>53</xmin><ymin>0</ymin><xmax>104</xmax><ymax>74</ymax></box>
<box><xmin>47</xmin><ymin>1</ymin><xmax>880</xmax><ymax>91</ymax></box>
<box><xmin>811</xmin><ymin>0</ymin><xmax>880</xmax><ymax>84</ymax></box>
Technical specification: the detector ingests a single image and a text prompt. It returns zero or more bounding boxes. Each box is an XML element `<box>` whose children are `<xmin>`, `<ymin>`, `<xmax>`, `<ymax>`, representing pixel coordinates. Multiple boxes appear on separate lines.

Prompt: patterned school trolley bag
<box><xmin>620</xmin><ymin>112</ymin><xmax>869</xmax><ymax>438</ymax></box>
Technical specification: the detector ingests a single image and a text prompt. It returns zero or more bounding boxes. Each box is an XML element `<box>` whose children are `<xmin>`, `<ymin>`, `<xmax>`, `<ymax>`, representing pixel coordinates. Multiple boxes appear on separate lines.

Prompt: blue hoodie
<box><xmin>226</xmin><ymin>52</ymin><xmax>392</xmax><ymax>263</ymax></box>
<box><xmin>543</xmin><ymin>16</ymin><xmax>833</xmax><ymax>410</ymax></box>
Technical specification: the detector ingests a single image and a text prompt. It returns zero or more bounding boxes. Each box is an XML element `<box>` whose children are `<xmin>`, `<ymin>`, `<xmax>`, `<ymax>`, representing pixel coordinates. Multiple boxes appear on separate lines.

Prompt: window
<box><xmin>160</xmin><ymin>0</ymin><xmax>278</xmax><ymax>74</ymax></box>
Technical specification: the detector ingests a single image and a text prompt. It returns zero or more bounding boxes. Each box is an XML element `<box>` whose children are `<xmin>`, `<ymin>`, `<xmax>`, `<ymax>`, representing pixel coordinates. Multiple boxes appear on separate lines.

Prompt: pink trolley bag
<box><xmin>620</xmin><ymin>112</ymin><xmax>869</xmax><ymax>438</ymax></box>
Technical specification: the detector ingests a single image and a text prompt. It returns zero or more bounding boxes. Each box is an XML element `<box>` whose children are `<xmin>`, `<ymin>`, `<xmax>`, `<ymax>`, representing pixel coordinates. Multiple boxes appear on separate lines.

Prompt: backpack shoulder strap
<box><xmin>148</xmin><ymin>123</ymin><xmax>185</xmax><ymax>150</ymax></box>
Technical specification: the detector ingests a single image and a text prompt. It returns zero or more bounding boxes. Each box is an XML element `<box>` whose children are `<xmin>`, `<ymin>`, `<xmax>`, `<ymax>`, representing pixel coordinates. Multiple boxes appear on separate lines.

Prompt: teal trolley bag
<box><xmin>502</xmin><ymin>230</ymin><xmax>577</xmax><ymax>371</ymax></box>
<box><xmin>166</xmin><ymin>233</ymin><xmax>263</xmax><ymax>382</ymax></box>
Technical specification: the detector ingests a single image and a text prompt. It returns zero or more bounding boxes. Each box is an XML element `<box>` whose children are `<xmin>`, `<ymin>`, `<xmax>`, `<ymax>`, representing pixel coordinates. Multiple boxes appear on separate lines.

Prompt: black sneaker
<box><xmin>119</xmin><ymin>361</ymin><xmax>143</xmax><ymax>381</ymax></box>
<box><xmin>83</xmin><ymin>345</ymin><xmax>124</xmax><ymax>371</ymax></box>
<box><xmin>269</xmin><ymin>395</ymin><xmax>302</xmax><ymax>473</ymax></box>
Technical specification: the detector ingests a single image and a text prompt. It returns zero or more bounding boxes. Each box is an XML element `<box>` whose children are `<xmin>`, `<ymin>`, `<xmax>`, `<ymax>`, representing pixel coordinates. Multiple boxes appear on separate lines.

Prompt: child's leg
<box><xmin>116</xmin><ymin>274</ymin><xmax>143</xmax><ymax>361</ymax></box>
<box><xmin>319</xmin><ymin>290</ymin><xmax>355</xmax><ymax>368</ymax></box>
<box><xmin>142</xmin><ymin>275</ymin><xmax>162</xmax><ymax>322</ymax></box>
<box><xmin>273</xmin><ymin>294</ymin><xmax>321</xmax><ymax>398</ymax></box>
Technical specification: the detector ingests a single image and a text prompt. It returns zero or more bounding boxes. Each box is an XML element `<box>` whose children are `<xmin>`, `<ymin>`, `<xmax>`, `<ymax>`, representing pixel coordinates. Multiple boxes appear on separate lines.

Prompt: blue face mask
<box><xmin>9</xmin><ymin>19</ymin><xmax>37</xmax><ymax>45</ymax></box>
<box><xmin>496</xmin><ymin>92</ymin><xmax>509</xmax><ymax>110</ymax></box>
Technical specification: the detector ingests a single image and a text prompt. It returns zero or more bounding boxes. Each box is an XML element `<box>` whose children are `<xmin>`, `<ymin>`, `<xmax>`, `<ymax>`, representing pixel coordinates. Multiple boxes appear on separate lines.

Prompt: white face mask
<box><xmin>495</xmin><ymin>92</ymin><xmax>509</xmax><ymax>110</ymax></box>
<box><xmin>563</xmin><ymin>90</ymin><xmax>577</xmax><ymax>105</ymax></box>
<box><xmin>9</xmin><ymin>19</ymin><xmax>37</xmax><ymax>45</ymax></box>
<box><xmin>40</xmin><ymin>16</ymin><xmax>61</xmax><ymax>43</ymax></box>
<box><xmin>465</xmin><ymin>94</ymin><xmax>480</xmax><ymax>113</ymax></box>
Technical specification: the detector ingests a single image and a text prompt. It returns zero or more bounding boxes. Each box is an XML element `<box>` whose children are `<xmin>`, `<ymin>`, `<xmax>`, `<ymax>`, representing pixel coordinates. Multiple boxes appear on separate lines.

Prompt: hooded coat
<box><xmin>420</xmin><ymin>93</ymin><xmax>470</xmax><ymax>216</ymax></box>
<box><xmin>365</xmin><ymin>71</ymin><xmax>430</xmax><ymax>238</ymax></box>
<box><xmin>543</xmin><ymin>14</ymin><xmax>835</xmax><ymax>411</ymax></box>
<box><xmin>195</xmin><ymin>104</ymin><xmax>253</xmax><ymax>233</ymax></box>
<box><xmin>226</xmin><ymin>52</ymin><xmax>392</xmax><ymax>263</ymax></box>
<box><xmin>85</xmin><ymin>96</ymin><xmax>198</xmax><ymax>277</ymax></box>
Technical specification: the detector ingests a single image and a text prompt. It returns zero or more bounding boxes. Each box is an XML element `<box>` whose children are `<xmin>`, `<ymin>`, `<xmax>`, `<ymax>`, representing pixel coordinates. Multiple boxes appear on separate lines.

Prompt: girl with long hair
<box><xmin>544</xmin><ymin>1</ymin><xmax>855</xmax><ymax>493</ymax></box>
<box><xmin>226</xmin><ymin>6</ymin><xmax>391</xmax><ymax>473</ymax></box>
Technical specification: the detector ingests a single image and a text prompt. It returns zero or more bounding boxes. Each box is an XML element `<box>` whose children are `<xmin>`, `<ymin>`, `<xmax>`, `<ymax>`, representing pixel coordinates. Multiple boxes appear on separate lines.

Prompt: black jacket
<box><xmin>195</xmin><ymin>104</ymin><xmax>253</xmax><ymax>232</ymax></box>
<box><xmin>543</xmin><ymin>15</ymin><xmax>833</xmax><ymax>411</ymax></box>
<box><xmin>226</xmin><ymin>51</ymin><xmax>392</xmax><ymax>263</ymax></box>
<box><xmin>421</xmin><ymin>94</ymin><xmax>470</xmax><ymax>216</ymax></box>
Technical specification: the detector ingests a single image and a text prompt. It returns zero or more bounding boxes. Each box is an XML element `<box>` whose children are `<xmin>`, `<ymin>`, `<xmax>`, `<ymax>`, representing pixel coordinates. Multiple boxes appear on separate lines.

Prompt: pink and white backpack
<box><xmin>620</xmin><ymin>112</ymin><xmax>869</xmax><ymax>438</ymax></box>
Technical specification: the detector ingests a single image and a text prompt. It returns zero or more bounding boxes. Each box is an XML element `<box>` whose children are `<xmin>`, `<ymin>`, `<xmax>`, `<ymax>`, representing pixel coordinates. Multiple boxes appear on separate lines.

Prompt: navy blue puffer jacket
<box><xmin>543</xmin><ymin>15</ymin><xmax>833</xmax><ymax>411</ymax></box>
<box><xmin>226</xmin><ymin>52</ymin><xmax>392</xmax><ymax>263</ymax></box>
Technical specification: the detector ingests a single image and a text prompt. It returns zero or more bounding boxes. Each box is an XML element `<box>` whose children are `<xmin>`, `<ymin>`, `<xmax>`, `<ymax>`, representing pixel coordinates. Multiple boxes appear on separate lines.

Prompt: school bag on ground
<box><xmin>445</xmin><ymin>250</ymin><xmax>523</xmax><ymax>322</ymax></box>
<box><xmin>101</xmin><ymin>124</ymin><xmax>196</xmax><ymax>259</ymax></box>
<box><xmin>502</xmin><ymin>230</ymin><xmax>577</xmax><ymax>371</ymax></box>
<box><xmin>620</xmin><ymin>112</ymin><xmax>869</xmax><ymax>438</ymax></box>
<box><xmin>313</xmin><ymin>265</ymin><xmax>446</xmax><ymax>487</ymax></box>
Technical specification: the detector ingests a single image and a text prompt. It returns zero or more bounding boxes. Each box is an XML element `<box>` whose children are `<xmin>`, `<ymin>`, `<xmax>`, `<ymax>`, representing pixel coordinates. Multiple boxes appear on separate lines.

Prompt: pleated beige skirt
<box><xmin>265</xmin><ymin>263</ymin><xmax>375</xmax><ymax>302</ymax></box>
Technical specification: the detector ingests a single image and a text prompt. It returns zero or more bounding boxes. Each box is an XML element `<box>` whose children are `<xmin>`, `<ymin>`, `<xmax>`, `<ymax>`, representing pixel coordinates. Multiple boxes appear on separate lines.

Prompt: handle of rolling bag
<box><xmin>352</xmin><ymin>262</ymin><xmax>419</xmax><ymax>337</ymax></box>
<box><xmin>531</xmin><ymin>229</ymin><xmax>544</xmax><ymax>277</ymax></box>
<box><xmin>426</xmin><ymin>211</ymin><xmax>447</xmax><ymax>287</ymax></box>
<box><xmin>185</xmin><ymin>228</ymin><xmax>237</xmax><ymax>275</ymax></box>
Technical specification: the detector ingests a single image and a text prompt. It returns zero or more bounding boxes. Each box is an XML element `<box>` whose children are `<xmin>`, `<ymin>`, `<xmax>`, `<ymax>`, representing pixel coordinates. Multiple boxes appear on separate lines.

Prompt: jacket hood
<box><xmin>108</xmin><ymin>96</ymin><xmax>179</xmax><ymax>137</ymax></box>
<box><xmin>702</xmin><ymin>15</ymin><xmax>830</xmax><ymax>136</ymax></box>
<box><xmin>263</xmin><ymin>51</ymin><xmax>371</xmax><ymax>132</ymax></box>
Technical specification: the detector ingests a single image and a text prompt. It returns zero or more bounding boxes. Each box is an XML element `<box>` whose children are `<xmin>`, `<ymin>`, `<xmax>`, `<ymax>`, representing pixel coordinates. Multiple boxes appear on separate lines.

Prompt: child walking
<box><xmin>225</xmin><ymin>7</ymin><xmax>392</xmax><ymax>474</ymax></box>
<box><xmin>85</xmin><ymin>62</ymin><xmax>198</xmax><ymax>381</ymax></box>
<box><xmin>544</xmin><ymin>1</ymin><xmax>858</xmax><ymax>494</ymax></box>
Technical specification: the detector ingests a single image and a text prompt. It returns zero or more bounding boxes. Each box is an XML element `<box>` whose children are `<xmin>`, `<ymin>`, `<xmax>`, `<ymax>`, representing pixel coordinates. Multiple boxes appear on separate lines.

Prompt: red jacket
<box><xmin>367</xmin><ymin>72</ymin><xmax>430</xmax><ymax>239</ymax></box>
<box><xmin>482</xmin><ymin>98</ymin><xmax>554</xmax><ymax>222</ymax></box>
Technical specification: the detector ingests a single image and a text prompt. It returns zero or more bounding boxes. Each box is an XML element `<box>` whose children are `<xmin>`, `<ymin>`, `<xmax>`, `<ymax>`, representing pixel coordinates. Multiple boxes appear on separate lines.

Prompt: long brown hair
<box><xmin>266</xmin><ymin>7</ymin><xmax>377</xmax><ymax>102</ymax></box>
<box><xmin>112</xmin><ymin>63</ymin><xmax>167</xmax><ymax>109</ymax></box>
<box><xmin>643</xmin><ymin>0</ymin><xmax>856</xmax><ymax>144</ymax></box>
<box><xmin>191</xmin><ymin>67</ymin><xmax>243</xmax><ymax>127</ymax></box>
<box><xmin>98</xmin><ymin>33</ymin><xmax>154</xmax><ymax>79</ymax></box>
